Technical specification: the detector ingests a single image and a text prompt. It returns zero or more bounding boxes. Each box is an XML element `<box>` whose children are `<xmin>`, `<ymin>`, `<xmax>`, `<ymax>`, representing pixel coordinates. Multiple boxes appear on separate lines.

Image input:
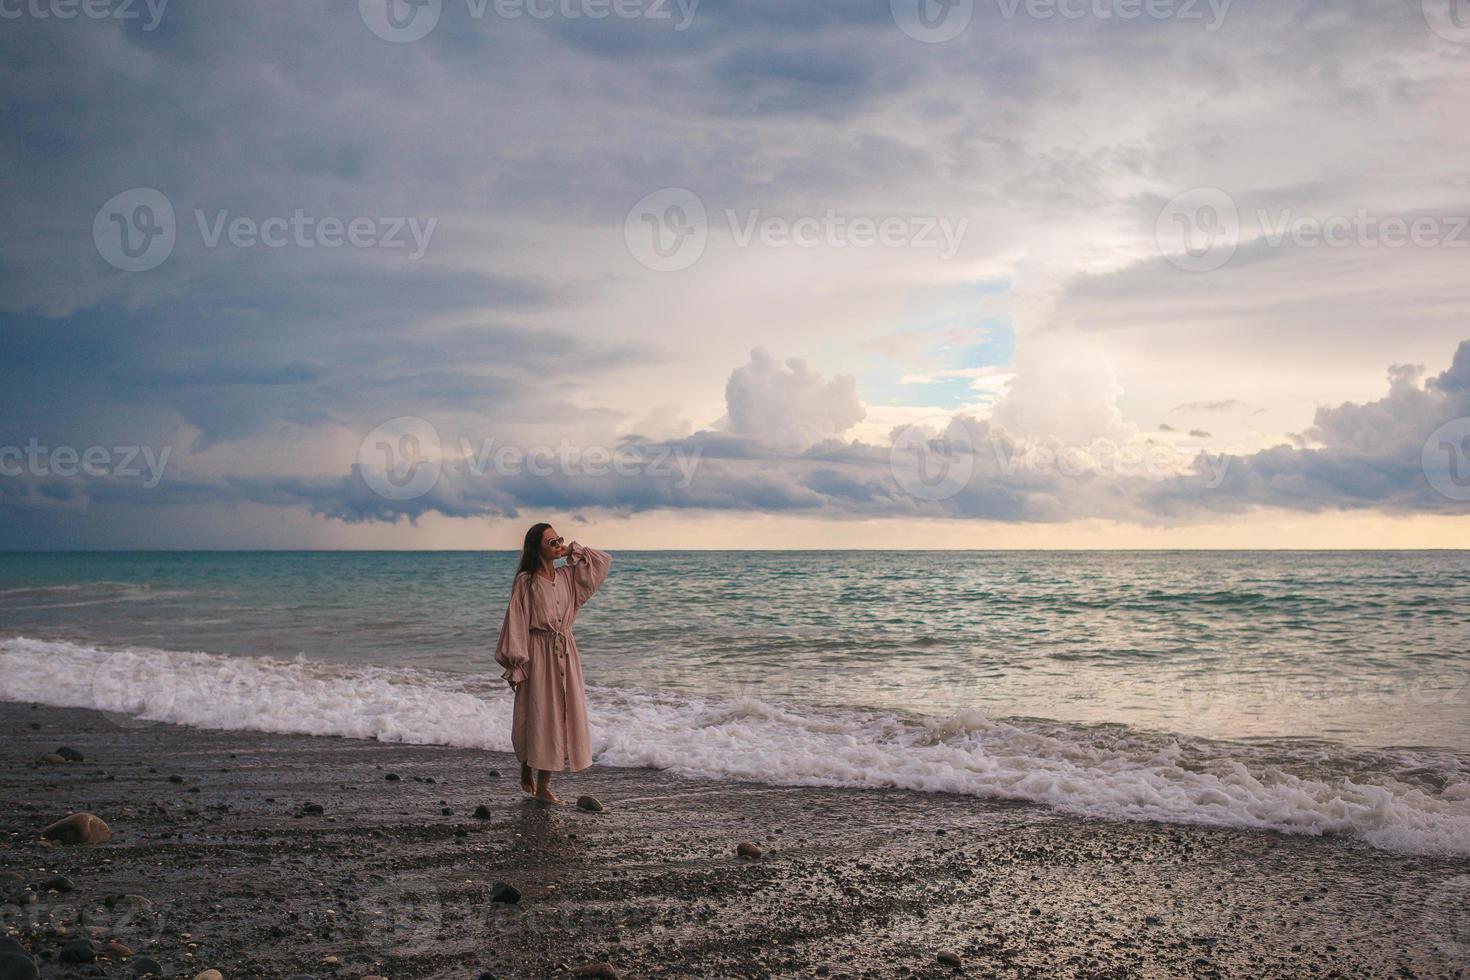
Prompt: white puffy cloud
<box><xmin>720</xmin><ymin>347</ymin><xmax>866</xmax><ymax>452</ymax></box>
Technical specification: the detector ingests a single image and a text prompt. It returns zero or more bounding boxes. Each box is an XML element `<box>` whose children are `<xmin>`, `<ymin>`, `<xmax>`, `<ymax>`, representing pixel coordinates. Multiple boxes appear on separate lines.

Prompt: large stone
<box><xmin>59</xmin><ymin>938</ymin><xmax>97</xmax><ymax>963</ymax></box>
<box><xmin>0</xmin><ymin>951</ymin><xmax>39</xmax><ymax>980</ymax></box>
<box><xmin>575</xmin><ymin>795</ymin><xmax>603</xmax><ymax>812</ymax></box>
<box><xmin>571</xmin><ymin>962</ymin><xmax>620</xmax><ymax>979</ymax></box>
<box><xmin>56</xmin><ymin>746</ymin><xmax>84</xmax><ymax>762</ymax></box>
<box><xmin>735</xmin><ymin>841</ymin><xmax>762</xmax><ymax>859</ymax></box>
<box><xmin>41</xmin><ymin>813</ymin><xmax>110</xmax><ymax>845</ymax></box>
<box><xmin>131</xmin><ymin>955</ymin><xmax>164</xmax><ymax>976</ymax></box>
<box><xmin>490</xmin><ymin>881</ymin><xmax>520</xmax><ymax>904</ymax></box>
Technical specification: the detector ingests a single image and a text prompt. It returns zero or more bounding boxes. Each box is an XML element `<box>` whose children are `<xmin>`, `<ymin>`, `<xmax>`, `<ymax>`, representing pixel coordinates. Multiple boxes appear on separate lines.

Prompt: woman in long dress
<box><xmin>493</xmin><ymin>522</ymin><xmax>612</xmax><ymax>804</ymax></box>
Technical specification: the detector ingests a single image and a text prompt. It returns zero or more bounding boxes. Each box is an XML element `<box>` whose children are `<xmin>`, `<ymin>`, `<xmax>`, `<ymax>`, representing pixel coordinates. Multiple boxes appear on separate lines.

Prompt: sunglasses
<box><xmin>544</xmin><ymin>536</ymin><xmax>565</xmax><ymax>549</ymax></box>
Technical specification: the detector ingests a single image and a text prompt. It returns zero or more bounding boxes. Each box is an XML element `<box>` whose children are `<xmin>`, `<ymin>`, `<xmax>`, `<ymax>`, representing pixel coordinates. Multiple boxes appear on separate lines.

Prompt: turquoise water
<box><xmin>3</xmin><ymin>550</ymin><xmax>1468</xmax><ymax>854</ymax></box>
<box><xmin>1</xmin><ymin>550</ymin><xmax>1465</xmax><ymax>748</ymax></box>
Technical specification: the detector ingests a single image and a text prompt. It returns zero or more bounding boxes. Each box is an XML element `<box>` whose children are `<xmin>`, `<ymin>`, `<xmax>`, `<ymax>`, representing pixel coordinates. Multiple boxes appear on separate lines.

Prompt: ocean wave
<box><xmin>1</xmin><ymin>634</ymin><xmax>1466</xmax><ymax>857</ymax></box>
<box><xmin>0</xmin><ymin>581</ymin><xmax>190</xmax><ymax>610</ymax></box>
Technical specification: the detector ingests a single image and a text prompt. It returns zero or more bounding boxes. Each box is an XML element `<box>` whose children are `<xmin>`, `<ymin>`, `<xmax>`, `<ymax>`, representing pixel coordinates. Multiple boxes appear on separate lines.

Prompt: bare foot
<box><xmin>533</xmin><ymin>787</ymin><xmax>565</xmax><ymax>805</ymax></box>
<box><xmin>520</xmin><ymin>764</ymin><xmax>535</xmax><ymax>795</ymax></box>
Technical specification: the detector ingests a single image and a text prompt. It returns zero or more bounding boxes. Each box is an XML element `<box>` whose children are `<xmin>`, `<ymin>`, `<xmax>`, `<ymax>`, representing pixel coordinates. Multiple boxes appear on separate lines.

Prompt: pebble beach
<box><xmin>3</xmin><ymin>701</ymin><xmax>1467</xmax><ymax>979</ymax></box>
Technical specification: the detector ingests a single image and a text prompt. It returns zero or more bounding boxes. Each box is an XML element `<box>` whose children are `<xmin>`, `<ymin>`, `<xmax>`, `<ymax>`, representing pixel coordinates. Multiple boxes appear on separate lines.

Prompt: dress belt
<box><xmin>530</xmin><ymin>625</ymin><xmax>571</xmax><ymax>658</ymax></box>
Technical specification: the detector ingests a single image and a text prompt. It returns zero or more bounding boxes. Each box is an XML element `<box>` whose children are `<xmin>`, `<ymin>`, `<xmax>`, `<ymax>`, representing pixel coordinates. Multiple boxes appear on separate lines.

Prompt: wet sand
<box><xmin>2</xmin><ymin>700</ymin><xmax>1466</xmax><ymax>979</ymax></box>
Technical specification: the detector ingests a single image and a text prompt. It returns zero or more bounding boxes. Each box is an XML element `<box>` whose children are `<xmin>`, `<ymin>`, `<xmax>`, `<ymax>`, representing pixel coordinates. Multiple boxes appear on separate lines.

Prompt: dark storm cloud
<box><xmin>1</xmin><ymin>1</ymin><xmax>1466</xmax><ymax>546</ymax></box>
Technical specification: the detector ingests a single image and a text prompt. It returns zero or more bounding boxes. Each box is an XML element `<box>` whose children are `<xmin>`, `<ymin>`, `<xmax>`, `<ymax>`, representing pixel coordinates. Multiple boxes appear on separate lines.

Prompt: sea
<box><xmin>1</xmin><ymin>550</ymin><xmax>1467</xmax><ymax>856</ymax></box>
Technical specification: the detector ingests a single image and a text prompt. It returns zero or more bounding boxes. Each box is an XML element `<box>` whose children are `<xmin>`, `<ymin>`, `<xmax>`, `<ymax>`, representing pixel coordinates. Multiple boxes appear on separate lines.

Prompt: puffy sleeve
<box><xmin>566</xmin><ymin>541</ymin><xmax>611</xmax><ymax>609</ymax></box>
<box><xmin>494</xmin><ymin>573</ymin><xmax>532</xmax><ymax>685</ymax></box>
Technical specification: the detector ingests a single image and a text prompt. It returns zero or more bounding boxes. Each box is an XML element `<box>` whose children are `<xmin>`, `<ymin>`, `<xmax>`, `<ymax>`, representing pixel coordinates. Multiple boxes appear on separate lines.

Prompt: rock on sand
<box><xmin>40</xmin><ymin>812</ymin><xmax>111</xmax><ymax>845</ymax></box>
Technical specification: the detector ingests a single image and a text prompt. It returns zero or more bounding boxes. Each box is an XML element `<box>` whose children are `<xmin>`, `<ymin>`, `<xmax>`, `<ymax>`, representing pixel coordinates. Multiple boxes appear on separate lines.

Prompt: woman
<box><xmin>494</xmin><ymin>523</ymin><xmax>612</xmax><ymax>805</ymax></box>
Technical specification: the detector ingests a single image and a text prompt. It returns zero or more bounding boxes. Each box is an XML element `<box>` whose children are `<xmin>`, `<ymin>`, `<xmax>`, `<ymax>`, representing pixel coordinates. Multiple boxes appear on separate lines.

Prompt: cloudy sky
<box><xmin>2</xmin><ymin>0</ymin><xmax>1468</xmax><ymax>548</ymax></box>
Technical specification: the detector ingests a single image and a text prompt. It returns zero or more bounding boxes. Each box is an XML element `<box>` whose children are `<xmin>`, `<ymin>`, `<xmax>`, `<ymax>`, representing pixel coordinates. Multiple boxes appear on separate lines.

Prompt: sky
<box><xmin>2</xmin><ymin>0</ymin><xmax>1469</xmax><ymax>549</ymax></box>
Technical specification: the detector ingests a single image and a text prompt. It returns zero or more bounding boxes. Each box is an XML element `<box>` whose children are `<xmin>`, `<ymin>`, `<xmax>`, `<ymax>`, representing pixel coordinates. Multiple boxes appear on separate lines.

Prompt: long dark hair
<box><xmin>516</xmin><ymin>522</ymin><xmax>552</xmax><ymax>580</ymax></box>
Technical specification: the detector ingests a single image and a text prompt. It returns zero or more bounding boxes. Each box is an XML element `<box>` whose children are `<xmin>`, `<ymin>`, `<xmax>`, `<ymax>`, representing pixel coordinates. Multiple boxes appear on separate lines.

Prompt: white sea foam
<box><xmin>2</xmin><ymin>635</ymin><xmax>1466</xmax><ymax>857</ymax></box>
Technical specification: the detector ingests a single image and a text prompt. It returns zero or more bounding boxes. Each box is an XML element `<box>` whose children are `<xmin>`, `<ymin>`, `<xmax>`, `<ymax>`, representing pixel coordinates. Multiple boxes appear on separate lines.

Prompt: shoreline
<box><xmin>2</xmin><ymin>700</ymin><xmax>1466</xmax><ymax>978</ymax></box>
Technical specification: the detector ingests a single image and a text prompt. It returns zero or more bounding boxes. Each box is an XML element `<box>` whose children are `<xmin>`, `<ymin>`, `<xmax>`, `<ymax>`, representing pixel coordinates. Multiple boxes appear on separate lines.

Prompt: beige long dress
<box><xmin>493</xmin><ymin>541</ymin><xmax>611</xmax><ymax>772</ymax></box>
